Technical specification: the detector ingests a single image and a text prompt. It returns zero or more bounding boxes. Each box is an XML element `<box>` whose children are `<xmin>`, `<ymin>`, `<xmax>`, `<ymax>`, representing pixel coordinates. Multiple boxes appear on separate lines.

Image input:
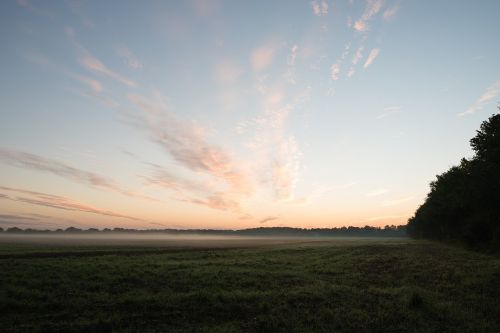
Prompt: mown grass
<box><xmin>0</xmin><ymin>238</ymin><xmax>498</xmax><ymax>332</ymax></box>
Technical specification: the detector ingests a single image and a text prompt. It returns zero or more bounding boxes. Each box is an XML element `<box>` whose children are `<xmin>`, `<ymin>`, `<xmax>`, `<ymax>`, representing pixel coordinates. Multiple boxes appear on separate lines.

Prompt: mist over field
<box><xmin>0</xmin><ymin>232</ymin><xmax>339</xmax><ymax>248</ymax></box>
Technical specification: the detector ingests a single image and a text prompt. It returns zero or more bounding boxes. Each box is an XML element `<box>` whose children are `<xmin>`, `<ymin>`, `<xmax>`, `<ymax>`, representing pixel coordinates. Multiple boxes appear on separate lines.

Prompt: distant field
<box><xmin>0</xmin><ymin>236</ymin><xmax>498</xmax><ymax>332</ymax></box>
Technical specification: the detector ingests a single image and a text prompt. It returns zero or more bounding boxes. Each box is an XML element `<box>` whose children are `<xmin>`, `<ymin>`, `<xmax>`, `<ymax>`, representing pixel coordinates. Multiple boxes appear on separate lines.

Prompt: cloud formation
<box><xmin>330</xmin><ymin>63</ymin><xmax>340</xmax><ymax>81</ymax></box>
<box><xmin>383</xmin><ymin>4</ymin><xmax>399</xmax><ymax>20</ymax></box>
<box><xmin>329</xmin><ymin>42</ymin><xmax>351</xmax><ymax>81</ymax></box>
<box><xmin>354</xmin><ymin>0</ymin><xmax>385</xmax><ymax>32</ymax></box>
<box><xmin>459</xmin><ymin>81</ymin><xmax>500</xmax><ymax>116</ymax></box>
<box><xmin>80</xmin><ymin>54</ymin><xmax>137</xmax><ymax>87</ymax></box>
<box><xmin>243</xmin><ymin>88</ymin><xmax>308</xmax><ymax>202</ymax></box>
<box><xmin>251</xmin><ymin>44</ymin><xmax>277</xmax><ymax>71</ymax></box>
<box><xmin>127</xmin><ymin>93</ymin><xmax>254</xmax><ymax>211</ymax></box>
<box><xmin>69</xmin><ymin>72</ymin><xmax>104</xmax><ymax>93</ymax></box>
<box><xmin>141</xmin><ymin>165</ymin><xmax>241</xmax><ymax>211</ymax></box>
<box><xmin>352</xmin><ymin>46</ymin><xmax>364</xmax><ymax>65</ymax></box>
<box><xmin>272</xmin><ymin>136</ymin><xmax>301</xmax><ymax>200</ymax></box>
<box><xmin>0</xmin><ymin>147</ymin><xmax>154</xmax><ymax>201</ymax></box>
<box><xmin>259</xmin><ymin>216</ymin><xmax>279</xmax><ymax>224</ymax></box>
<box><xmin>363</xmin><ymin>48</ymin><xmax>380</xmax><ymax>69</ymax></box>
<box><xmin>376</xmin><ymin>106</ymin><xmax>401</xmax><ymax>119</ymax></box>
<box><xmin>0</xmin><ymin>212</ymin><xmax>73</xmax><ymax>228</ymax></box>
<box><xmin>65</xmin><ymin>26</ymin><xmax>138</xmax><ymax>87</ymax></box>
<box><xmin>311</xmin><ymin>0</ymin><xmax>329</xmax><ymax>16</ymax></box>
<box><xmin>115</xmin><ymin>46</ymin><xmax>143</xmax><ymax>70</ymax></box>
<box><xmin>285</xmin><ymin>45</ymin><xmax>299</xmax><ymax>84</ymax></box>
<box><xmin>0</xmin><ymin>186</ymin><xmax>143</xmax><ymax>221</ymax></box>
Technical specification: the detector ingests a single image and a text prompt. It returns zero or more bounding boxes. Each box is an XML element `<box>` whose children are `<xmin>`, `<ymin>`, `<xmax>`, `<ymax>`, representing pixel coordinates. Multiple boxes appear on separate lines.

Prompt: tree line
<box><xmin>407</xmin><ymin>110</ymin><xmax>500</xmax><ymax>251</ymax></box>
<box><xmin>0</xmin><ymin>225</ymin><xmax>407</xmax><ymax>237</ymax></box>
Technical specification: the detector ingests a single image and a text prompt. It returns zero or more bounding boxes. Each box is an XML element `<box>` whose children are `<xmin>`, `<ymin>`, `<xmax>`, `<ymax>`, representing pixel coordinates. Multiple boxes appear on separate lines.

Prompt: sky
<box><xmin>1</xmin><ymin>0</ymin><xmax>500</xmax><ymax>230</ymax></box>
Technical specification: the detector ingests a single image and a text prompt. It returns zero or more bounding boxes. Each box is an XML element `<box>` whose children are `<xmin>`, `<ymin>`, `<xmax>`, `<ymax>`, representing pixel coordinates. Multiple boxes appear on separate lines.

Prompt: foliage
<box><xmin>407</xmin><ymin>110</ymin><xmax>500</xmax><ymax>251</ymax></box>
<box><xmin>1</xmin><ymin>225</ymin><xmax>407</xmax><ymax>237</ymax></box>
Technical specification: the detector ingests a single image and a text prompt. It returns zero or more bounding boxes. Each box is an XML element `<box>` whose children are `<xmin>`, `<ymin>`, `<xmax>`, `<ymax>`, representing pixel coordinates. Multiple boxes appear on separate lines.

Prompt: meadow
<box><xmin>0</xmin><ymin>236</ymin><xmax>499</xmax><ymax>332</ymax></box>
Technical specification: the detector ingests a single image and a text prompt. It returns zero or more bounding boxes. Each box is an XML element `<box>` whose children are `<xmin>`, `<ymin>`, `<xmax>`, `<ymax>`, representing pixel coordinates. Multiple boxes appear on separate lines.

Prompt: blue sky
<box><xmin>1</xmin><ymin>0</ymin><xmax>499</xmax><ymax>229</ymax></box>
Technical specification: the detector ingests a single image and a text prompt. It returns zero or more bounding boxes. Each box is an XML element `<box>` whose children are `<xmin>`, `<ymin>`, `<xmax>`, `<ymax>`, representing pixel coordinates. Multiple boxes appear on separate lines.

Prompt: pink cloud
<box><xmin>354</xmin><ymin>0</ymin><xmax>385</xmax><ymax>32</ymax></box>
<box><xmin>363</xmin><ymin>48</ymin><xmax>380</xmax><ymax>68</ymax></box>
<box><xmin>311</xmin><ymin>0</ymin><xmax>329</xmax><ymax>16</ymax></box>
<box><xmin>352</xmin><ymin>46</ymin><xmax>364</xmax><ymax>65</ymax></box>
<box><xmin>80</xmin><ymin>54</ymin><xmax>137</xmax><ymax>87</ymax></box>
<box><xmin>383</xmin><ymin>5</ymin><xmax>399</xmax><ymax>20</ymax></box>
<box><xmin>251</xmin><ymin>44</ymin><xmax>278</xmax><ymax>71</ymax></box>
<box><xmin>0</xmin><ymin>147</ymin><xmax>156</xmax><ymax>202</ymax></box>
<box><xmin>245</xmin><ymin>89</ymin><xmax>308</xmax><ymax>202</ymax></box>
<box><xmin>65</xmin><ymin>26</ymin><xmax>138</xmax><ymax>87</ymax></box>
<box><xmin>127</xmin><ymin>93</ymin><xmax>255</xmax><ymax>210</ymax></box>
<box><xmin>285</xmin><ymin>45</ymin><xmax>299</xmax><ymax>84</ymax></box>
<box><xmin>0</xmin><ymin>186</ymin><xmax>143</xmax><ymax>221</ymax></box>
<box><xmin>330</xmin><ymin>63</ymin><xmax>340</xmax><ymax>81</ymax></box>
<box><xmin>272</xmin><ymin>136</ymin><xmax>301</xmax><ymax>201</ymax></box>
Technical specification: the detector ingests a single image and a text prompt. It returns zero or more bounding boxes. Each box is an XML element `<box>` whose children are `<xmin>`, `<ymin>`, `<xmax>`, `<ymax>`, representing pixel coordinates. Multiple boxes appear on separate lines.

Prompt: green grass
<box><xmin>0</xmin><ymin>238</ymin><xmax>499</xmax><ymax>332</ymax></box>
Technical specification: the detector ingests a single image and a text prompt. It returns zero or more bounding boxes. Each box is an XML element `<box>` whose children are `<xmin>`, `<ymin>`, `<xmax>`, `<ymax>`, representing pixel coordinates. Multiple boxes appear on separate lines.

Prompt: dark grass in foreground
<box><xmin>0</xmin><ymin>238</ymin><xmax>499</xmax><ymax>332</ymax></box>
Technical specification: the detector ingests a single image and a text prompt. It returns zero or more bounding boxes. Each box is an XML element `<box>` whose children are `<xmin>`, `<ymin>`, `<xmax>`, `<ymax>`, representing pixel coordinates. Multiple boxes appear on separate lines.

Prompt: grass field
<box><xmin>0</xmin><ymin>236</ymin><xmax>499</xmax><ymax>332</ymax></box>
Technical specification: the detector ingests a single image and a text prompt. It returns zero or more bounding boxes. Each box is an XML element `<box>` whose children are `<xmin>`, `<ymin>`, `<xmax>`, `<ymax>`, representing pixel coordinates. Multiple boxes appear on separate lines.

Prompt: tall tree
<box><xmin>408</xmin><ymin>109</ymin><xmax>500</xmax><ymax>251</ymax></box>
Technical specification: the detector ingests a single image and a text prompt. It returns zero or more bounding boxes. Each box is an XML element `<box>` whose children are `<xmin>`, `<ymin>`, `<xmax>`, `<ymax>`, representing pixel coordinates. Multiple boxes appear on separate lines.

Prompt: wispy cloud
<box><xmin>259</xmin><ymin>216</ymin><xmax>279</xmax><ymax>224</ymax></box>
<box><xmin>272</xmin><ymin>136</ymin><xmax>301</xmax><ymax>200</ymax></box>
<box><xmin>383</xmin><ymin>4</ymin><xmax>399</xmax><ymax>20</ymax></box>
<box><xmin>366</xmin><ymin>187</ymin><xmax>389</xmax><ymax>196</ymax></box>
<box><xmin>352</xmin><ymin>46</ymin><xmax>364</xmax><ymax>65</ymax></box>
<box><xmin>346</xmin><ymin>43</ymin><xmax>366</xmax><ymax>79</ymax></box>
<box><xmin>330</xmin><ymin>63</ymin><xmax>340</xmax><ymax>81</ymax></box>
<box><xmin>285</xmin><ymin>44</ymin><xmax>299</xmax><ymax>84</ymax></box>
<box><xmin>376</xmin><ymin>106</ymin><xmax>401</xmax><ymax>119</ymax></box>
<box><xmin>115</xmin><ymin>45</ymin><xmax>143</xmax><ymax>70</ymax></box>
<box><xmin>354</xmin><ymin>0</ymin><xmax>385</xmax><ymax>32</ymax></box>
<box><xmin>127</xmin><ymin>93</ymin><xmax>254</xmax><ymax>211</ymax></box>
<box><xmin>0</xmin><ymin>186</ymin><xmax>143</xmax><ymax>221</ymax></box>
<box><xmin>141</xmin><ymin>165</ymin><xmax>240</xmax><ymax>211</ymax></box>
<box><xmin>65</xmin><ymin>26</ymin><xmax>138</xmax><ymax>87</ymax></box>
<box><xmin>0</xmin><ymin>214</ymin><xmax>37</xmax><ymax>221</ymax></box>
<box><xmin>244</xmin><ymin>89</ymin><xmax>308</xmax><ymax>201</ymax></box>
<box><xmin>80</xmin><ymin>53</ymin><xmax>137</xmax><ymax>87</ymax></box>
<box><xmin>363</xmin><ymin>48</ymin><xmax>380</xmax><ymax>69</ymax></box>
<box><xmin>329</xmin><ymin>42</ymin><xmax>351</xmax><ymax>81</ymax></box>
<box><xmin>74</xmin><ymin>88</ymin><xmax>120</xmax><ymax>108</ymax></box>
<box><xmin>251</xmin><ymin>44</ymin><xmax>278</xmax><ymax>71</ymax></box>
<box><xmin>21</xmin><ymin>49</ymin><xmax>114</xmax><ymax>104</ymax></box>
<box><xmin>311</xmin><ymin>0</ymin><xmax>329</xmax><ymax>16</ymax></box>
<box><xmin>0</xmin><ymin>147</ymin><xmax>154</xmax><ymax>201</ymax></box>
<box><xmin>459</xmin><ymin>81</ymin><xmax>500</xmax><ymax>116</ymax></box>
<box><xmin>382</xmin><ymin>195</ymin><xmax>414</xmax><ymax>206</ymax></box>
<box><xmin>68</xmin><ymin>72</ymin><xmax>103</xmax><ymax>93</ymax></box>
<box><xmin>0</xmin><ymin>212</ymin><xmax>73</xmax><ymax>228</ymax></box>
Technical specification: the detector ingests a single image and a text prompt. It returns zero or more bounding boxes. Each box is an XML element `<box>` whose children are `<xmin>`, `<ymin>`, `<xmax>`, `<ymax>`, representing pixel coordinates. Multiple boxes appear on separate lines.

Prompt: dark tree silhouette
<box><xmin>407</xmin><ymin>108</ymin><xmax>500</xmax><ymax>251</ymax></box>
